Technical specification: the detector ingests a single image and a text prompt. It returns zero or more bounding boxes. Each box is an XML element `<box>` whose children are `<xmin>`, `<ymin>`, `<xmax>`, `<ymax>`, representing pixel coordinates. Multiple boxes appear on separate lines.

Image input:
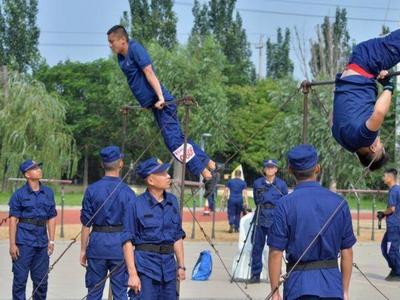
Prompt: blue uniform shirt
<box><xmin>9</xmin><ymin>183</ymin><xmax>57</xmax><ymax>248</ymax></box>
<box><xmin>122</xmin><ymin>190</ymin><xmax>185</xmax><ymax>282</ymax></box>
<box><xmin>332</xmin><ymin>73</ymin><xmax>378</xmax><ymax>152</ymax></box>
<box><xmin>80</xmin><ymin>176</ymin><xmax>136</xmax><ymax>260</ymax></box>
<box><xmin>253</xmin><ymin>176</ymin><xmax>288</xmax><ymax>228</ymax></box>
<box><xmin>118</xmin><ymin>40</ymin><xmax>173</xmax><ymax>108</ymax></box>
<box><xmin>268</xmin><ymin>181</ymin><xmax>356</xmax><ymax>300</ymax></box>
<box><xmin>226</xmin><ymin>178</ymin><xmax>247</xmax><ymax>202</ymax></box>
<box><xmin>387</xmin><ymin>185</ymin><xmax>400</xmax><ymax>228</ymax></box>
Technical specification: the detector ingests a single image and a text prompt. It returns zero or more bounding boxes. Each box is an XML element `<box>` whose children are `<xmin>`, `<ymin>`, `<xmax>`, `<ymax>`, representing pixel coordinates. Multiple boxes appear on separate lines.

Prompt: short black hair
<box><xmin>234</xmin><ymin>170</ymin><xmax>241</xmax><ymax>177</ymax></box>
<box><xmin>107</xmin><ymin>25</ymin><xmax>129</xmax><ymax>41</ymax></box>
<box><xmin>103</xmin><ymin>159</ymin><xmax>121</xmax><ymax>171</ymax></box>
<box><xmin>356</xmin><ymin>151</ymin><xmax>389</xmax><ymax>172</ymax></box>
<box><xmin>291</xmin><ymin>166</ymin><xmax>316</xmax><ymax>181</ymax></box>
<box><xmin>384</xmin><ymin>168</ymin><xmax>398</xmax><ymax>178</ymax></box>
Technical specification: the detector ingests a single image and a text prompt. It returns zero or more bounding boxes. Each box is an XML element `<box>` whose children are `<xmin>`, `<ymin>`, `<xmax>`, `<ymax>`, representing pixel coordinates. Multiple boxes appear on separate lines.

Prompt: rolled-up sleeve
<box><xmin>341</xmin><ymin>202</ymin><xmax>357</xmax><ymax>249</ymax></box>
<box><xmin>267</xmin><ymin>204</ymin><xmax>288</xmax><ymax>251</ymax></box>
<box><xmin>131</xmin><ymin>43</ymin><xmax>152</xmax><ymax>69</ymax></box>
<box><xmin>47</xmin><ymin>189</ymin><xmax>57</xmax><ymax>218</ymax></box>
<box><xmin>9</xmin><ymin>192</ymin><xmax>22</xmax><ymax>218</ymax></box>
<box><xmin>121</xmin><ymin>190</ymin><xmax>136</xmax><ymax>245</ymax></box>
<box><xmin>80</xmin><ymin>189</ymin><xmax>93</xmax><ymax>226</ymax></box>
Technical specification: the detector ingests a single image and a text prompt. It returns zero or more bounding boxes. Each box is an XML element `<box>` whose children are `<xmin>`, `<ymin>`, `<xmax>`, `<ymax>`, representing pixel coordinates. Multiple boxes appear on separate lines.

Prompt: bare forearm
<box><xmin>9</xmin><ymin>217</ymin><xmax>17</xmax><ymax>245</ymax></box>
<box><xmin>80</xmin><ymin>226</ymin><xmax>90</xmax><ymax>251</ymax></box>
<box><xmin>123</xmin><ymin>241</ymin><xmax>138</xmax><ymax>276</ymax></box>
<box><xmin>341</xmin><ymin>248</ymin><xmax>353</xmax><ymax>294</ymax></box>
<box><xmin>244</xmin><ymin>190</ymin><xmax>248</xmax><ymax>206</ymax></box>
<box><xmin>47</xmin><ymin>217</ymin><xmax>56</xmax><ymax>241</ymax></box>
<box><xmin>367</xmin><ymin>90</ymin><xmax>392</xmax><ymax>131</ymax></box>
<box><xmin>269</xmin><ymin>249</ymin><xmax>283</xmax><ymax>293</ymax></box>
<box><xmin>143</xmin><ymin>66</ymin><xmax>163</xmax><ymax>99</ymax></box>
<box><xmin>174</xmin><ymin>239</ymin><xmax>185</xmax><ymax>267</ymax></box>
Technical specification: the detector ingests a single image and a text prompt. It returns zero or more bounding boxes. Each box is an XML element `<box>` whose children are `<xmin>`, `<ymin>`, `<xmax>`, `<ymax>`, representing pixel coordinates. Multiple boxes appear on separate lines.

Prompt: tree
<box><xmin>310</xmin><ymin>8</ymin><xmax>350</xmax><ymax>79</ymax></box>
<box><xmin>0</xmin><ymin>0</ymin><xmax>40</xmax><ymax>72</ymax></box>
<box><xmin>35</xmin><ymin>59</ymin><xmax>125</xmax><ymax>184</ymax></box>
<box><xmin>125</xmin><ymin>0</ymin><xmax>177</xmax><ymax>49</ymax></box>
<box><xmin>191</xmin><ymin>0</ymin><xmax>210</xmax><ymax>37</ymax></box>
<box><xmin>0</xmin><ymin>71</ymin><xmax>77</xmax><ymax>188</ymax></box>
<box><xmin>266</xmin><ymin>27</ymin><xmax>294</xmax><ymax>79</ymax></box>
<box><xmin>190</xmin><ymin>0</ymin><xmax>255</xmax><ymax>85</ymax></box>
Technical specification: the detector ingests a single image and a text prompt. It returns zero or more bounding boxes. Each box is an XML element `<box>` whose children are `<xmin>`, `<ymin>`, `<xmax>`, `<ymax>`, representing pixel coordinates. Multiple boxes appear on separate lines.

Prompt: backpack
<box><xmin>191</xmin><ymin>250</ymin><xmax>212</xmax><ymax>281</ymax></box>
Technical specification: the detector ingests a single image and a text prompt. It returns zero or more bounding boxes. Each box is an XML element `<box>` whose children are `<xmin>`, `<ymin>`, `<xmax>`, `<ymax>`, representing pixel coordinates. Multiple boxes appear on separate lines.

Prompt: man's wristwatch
<box><xmin>178</xmin><ymin>265</ymin><xmax>186</xmax><ymax>271</ymax></box>
<box><xmin>49</xmin><ymin>240</ymin><xmax>55</xmax><ymax>245</ymax></box>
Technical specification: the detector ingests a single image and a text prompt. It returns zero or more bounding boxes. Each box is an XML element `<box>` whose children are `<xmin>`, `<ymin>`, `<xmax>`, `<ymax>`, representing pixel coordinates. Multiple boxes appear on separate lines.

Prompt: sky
<box><xmin>37</xmin><ymin>0</ymin><xmax>400</xmax><ymax>79</ymax></box>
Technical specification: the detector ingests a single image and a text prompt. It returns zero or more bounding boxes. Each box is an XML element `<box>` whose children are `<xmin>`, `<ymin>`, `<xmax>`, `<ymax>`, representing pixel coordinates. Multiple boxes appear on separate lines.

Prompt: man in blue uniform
<box><xmin>249</xmin><ymin>159</ymin><xmax>288</xmax><ymax>283</ymax></box>
<box><xmin>332</xmin><ymin>30</ymin><xmax>400</xmax><ymax>170</ymax></box>
<box><xmin>223</xmin><ymin>170</ymin><xmax>248</xmax><ymax>233</ymax></box>
<box><xmin>122</xmin><ymin>157</ymin><xmax>186</xmax><ymax>300</ymax></box>
<box><xmin>107</xmin><ymin>25</ymin><xmax>219</xmax><ymax>197</ymax></box>
<box><xmin>9</xmin><ymin>160</ymin><xmax>57</xmax><ymax>300</ymax></box>
<box><xmin>380</xmin><ymin>168</ymin><xmax>400</xmax><ymax>281</ymax></box>
<box><xmin>80</xmin><ymin>146</ymin><xmax>136</xmax><ymax>299</ymax></box>
<box><xmin>268</xmin><ymin>144</ymin><xmax>356</xmax><ymax>300</ymax></box>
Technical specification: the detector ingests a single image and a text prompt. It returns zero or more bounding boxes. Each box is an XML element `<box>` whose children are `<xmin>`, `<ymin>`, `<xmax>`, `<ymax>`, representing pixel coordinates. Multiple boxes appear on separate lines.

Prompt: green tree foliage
<box><xmin>310</xmin><ymin>8</ymin><xmax>350</xmax><ymax>78</ymax></box>
<box><xmin>0</xmin><ymin>71</ymin><xmax>77</xmax><ymax>185</ymax></box>
<box><xmin>126</xmin><ymin>0</ymin><xmax>177</xmax><ymax>49</ymax></box>
<box><xmin>191</xmin><ymin>0</ymin><xmax>255</xmax><ymax>85</ymax></box>
<box><xmin>0</xmin><ymin>0</ymin><xmax>40</xmax><ymax>72</ymax></box>
<box><xmin>266</xmin><ymin>27</ymin><xmax>294</xmax><ymax>79</ymax></box>
<box><xmin>35</xmin><ymin>59</ymin><xmax>125</xmax><ymax>182</ymax></box>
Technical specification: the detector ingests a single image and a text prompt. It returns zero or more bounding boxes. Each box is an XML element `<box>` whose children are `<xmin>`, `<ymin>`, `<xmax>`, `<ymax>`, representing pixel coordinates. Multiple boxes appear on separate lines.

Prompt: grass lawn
<box><xmin>0</xmin><ymin>185</ymin><xmax>389</xmax><ymax>211</ymax></box>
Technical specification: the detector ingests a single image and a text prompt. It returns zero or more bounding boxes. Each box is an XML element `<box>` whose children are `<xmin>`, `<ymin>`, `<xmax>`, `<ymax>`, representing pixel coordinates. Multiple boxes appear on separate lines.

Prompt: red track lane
<box><xmin>0</xmin><ymin>210</ymin><xmax>376</xmax><ymax>226</ymax></box>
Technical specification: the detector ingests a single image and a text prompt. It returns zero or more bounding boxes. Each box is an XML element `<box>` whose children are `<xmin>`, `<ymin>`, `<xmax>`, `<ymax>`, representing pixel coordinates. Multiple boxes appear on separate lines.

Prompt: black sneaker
<box><xmin>247</xmin><ymin>275</ymin><xmax>260</xmax><ymax>284</ymax></box>
<box><xmin>228</xmin><ymin>226</ymin><xmax>233</xmax><ymax>233</ymax></box>
<box><xmin>234</xmin><ymin>227</ymin><xmax>239</xmax><ymax>233</ymax></box>
<box><xmin>203</xmin><ymin>169</ymin><xmax>221</xmax><ymax>198</ymax></box>
<box><xmin>385</xmin><ymin>270</ymin><xmax>400</xmax><ymax>281</ymax></box>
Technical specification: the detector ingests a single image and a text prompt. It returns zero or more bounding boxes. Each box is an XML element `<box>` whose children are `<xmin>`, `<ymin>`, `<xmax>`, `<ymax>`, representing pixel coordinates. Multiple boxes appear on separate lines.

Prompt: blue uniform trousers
<box><xmin>86</xmin><ymin>258</ymin><xmax>128</xmax><ymax>300</ymax></box>
<box><xmin>152</xmin><ymin>103</ymin><xmax>210</xmax><ymax>176</ymax></box>
<box><xmin>381</xmin><ymin>226</ymin><xmax>400</xmax><ymax>275</ymax></box>
<box><xmin>350</xmin><ymin>29</ymin><xmax>400</xmax><ymax>75</ymax></box>
<box><xmin>297</xmin><ymin>297</ymin><xmax>341</xmax><ymax>300</ymax></box>
<box><xmin>129</xmin><ymin>273</ymin><xmax>177</xmax><ymax>300</ymax></box>
<box><xmin>251</xmin><ymin>225</ymin><xmax>269</xmax><ymax>276</ymax></box>
<box><xmin>227</xmin><ymin>200</ymin><xmax>242</xmax><ymax>229</ymax></box>
<box><xmin>12</xmin><ymin>245</ymin><xmax>49</xmax><ymax>300</ymax></box>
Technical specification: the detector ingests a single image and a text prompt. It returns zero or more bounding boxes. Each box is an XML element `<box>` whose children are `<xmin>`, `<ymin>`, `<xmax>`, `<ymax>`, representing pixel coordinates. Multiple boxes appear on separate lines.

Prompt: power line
<box><xmin>174</xmin><ymin>0</ymin><xmax>400</xmax><ymax>23</ymax></box>
<box><xmin>263</xmin><ymin>0</ymin><xmax>400</xmax><ymax>12</ymax></box>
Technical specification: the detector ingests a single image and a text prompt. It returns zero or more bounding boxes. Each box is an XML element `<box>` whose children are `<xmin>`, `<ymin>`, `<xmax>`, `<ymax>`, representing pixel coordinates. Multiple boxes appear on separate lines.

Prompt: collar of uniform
<box><xmin>294</xmin><ymin>181</ymin><xmax>320</xmax><ymax>190</ymax></box>
<box><xmin>102</xmin><ymin>176</ymin><xmax>122</xmax><ymax>181</ymax></box>
<box><xmin>25</xmin><ymin>182</ymin><xmax>44</xmax><ymax>194</ymax></box>
<box><xmin>264</xmin><ymin>177</ymin><xmax>277</xmax><ymax>185</ymax></box>
<box><xmin>145</xmin><ymin>190</ymin><xmax>172</xmax><ymax>208</ymax></box>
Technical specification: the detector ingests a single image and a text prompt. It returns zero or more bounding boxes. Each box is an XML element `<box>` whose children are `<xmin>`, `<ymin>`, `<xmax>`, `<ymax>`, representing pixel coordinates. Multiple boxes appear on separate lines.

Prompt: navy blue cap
<box><xmin>19</xmin><ymin>160</ymin><xmax>42</xmax><ymax>173</ymax></box>
<box><xmin>263</xmin><ymin>159</ymin><xmax>278</xmax><ymax>168</ymax></box>
<box><xmin>136</xmin><ymin>157</ymin><xmax>170</xmax><ymax>179</ymax></box>
<box><xmin>100</xmin><ymin>146</ymin><xmax>124</xmax><ymax>163</ymax></box>
<box><xmin>287</xmin><ymin>144</ymin><xmax>318</xmax><ymax>171</ymax></box>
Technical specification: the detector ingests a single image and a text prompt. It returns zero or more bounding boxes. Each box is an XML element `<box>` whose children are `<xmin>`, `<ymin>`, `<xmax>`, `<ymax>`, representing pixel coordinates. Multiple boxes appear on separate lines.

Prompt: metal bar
<box><xmin>60</xmin><ymin>184</ymin><xmax>65</xmax><ymax>238</ymax></box>
<box><xmin>300</xmin><ymin>80</ymin><xmax>310</xmax><ymax>144</ymax></box>
<box><xmin>8</xmin><ymin>178</ymin><xmax>72</xmax><ymax>184</ymax></box>
<box><xmin>371</xmin><ymin>196</ymin><xmax>376</xmax><ymax>241</ymax></box>
<box><xmin>336</xmin><ymin>189</ymin><xmax>388</xmax><ymax>194</ymax></box>
<box><xmin>211</xmin><ymin>190</ymin><xmax>216</xmax><ymax>239</ymax></box>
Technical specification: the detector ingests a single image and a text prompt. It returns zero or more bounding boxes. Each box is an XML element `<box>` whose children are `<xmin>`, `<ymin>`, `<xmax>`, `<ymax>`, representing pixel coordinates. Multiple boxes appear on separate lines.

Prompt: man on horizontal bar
<box><xmin>332</xmin><ymin>30</ymin><xmax>400</xmax><ymax>170</ymax></box>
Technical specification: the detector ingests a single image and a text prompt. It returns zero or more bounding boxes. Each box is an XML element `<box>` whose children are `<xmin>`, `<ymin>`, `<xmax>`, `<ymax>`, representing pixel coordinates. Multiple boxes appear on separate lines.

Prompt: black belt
<box><xmin>19</xmin><ymin>218</ymin><xmax>47</xmax><ymax>227</ymax></box>
<box><xmin>260</xmin><ymin>203</ymin><xmax>275</xmax><ymax>209</ymax></box>
<box><xmin>286</xmin><ymin>259</ymin><xmax>338</xmax><ymax>272</ymax></box>
<box><xmin>135</xmin><ymin>243</ymin><xmax>174</xmax><ymax>254</ymax></box>
<box><xmin>92</xmin><ymin>225</ymin><xmax>123</xmax><ymax>233</ymax></box>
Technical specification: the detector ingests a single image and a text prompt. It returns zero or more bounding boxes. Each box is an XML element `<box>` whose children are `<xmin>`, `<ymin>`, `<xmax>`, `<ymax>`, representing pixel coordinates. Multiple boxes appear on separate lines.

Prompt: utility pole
<box><xmin>255</xmin><ymin>35</ymin><xmax>264</xmax><ymax>79</ymax></box>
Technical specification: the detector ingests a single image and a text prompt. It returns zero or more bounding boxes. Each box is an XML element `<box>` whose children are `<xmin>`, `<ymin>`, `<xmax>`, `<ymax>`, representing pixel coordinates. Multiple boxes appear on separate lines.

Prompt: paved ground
<box><xmin>0</xmin><ymin>241</ymin><xmax>399</xmax><ymax>300</ymax></box>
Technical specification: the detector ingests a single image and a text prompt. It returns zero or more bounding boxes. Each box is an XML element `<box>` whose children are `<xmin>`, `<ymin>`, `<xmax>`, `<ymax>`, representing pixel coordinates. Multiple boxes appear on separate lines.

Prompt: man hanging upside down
<box><xmin>107</xmin><ymin>25</ymin><xmax>219</xmax><ymax>197</ymax></box>
<box><xmin>332</xmin><ymin>30</ymin><xmax>400</xmax><ymax>170</ymax></box>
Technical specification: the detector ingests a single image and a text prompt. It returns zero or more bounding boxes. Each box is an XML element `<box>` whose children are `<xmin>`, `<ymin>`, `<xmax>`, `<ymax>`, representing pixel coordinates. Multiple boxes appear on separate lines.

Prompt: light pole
<box><xmin>191</xmin><ymin>133</ymin><xmax>212</xmax><ymax>239</ymax></box>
